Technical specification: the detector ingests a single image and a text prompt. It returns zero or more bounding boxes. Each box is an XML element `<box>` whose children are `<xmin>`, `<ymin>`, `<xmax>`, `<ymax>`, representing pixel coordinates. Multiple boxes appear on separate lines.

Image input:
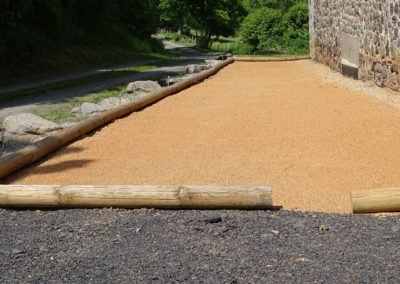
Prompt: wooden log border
<box><xmin>234</xmin><ymin>55</ymin><xmax>311</xmax><ymax>62</ymax></box>
<box><xmin>0</xmin><ymin>185</ymin><xmax>272</xmax><ymax>209</ymax></box>
<box><xmin>0</xmin><ymin>56</ymin><xmax>310</xmax><ymax>181</ymax></box>
<box><xmin>351</xmin><ymin>188</ymin><xmax>400</xmax><ymax>214</ymax></box>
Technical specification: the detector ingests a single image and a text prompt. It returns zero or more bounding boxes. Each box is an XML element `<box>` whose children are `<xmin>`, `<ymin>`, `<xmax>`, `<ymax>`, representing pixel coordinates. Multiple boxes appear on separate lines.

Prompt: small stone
<box><xmin>185</xmin><ymin>64</ymin><xmax>209</xmax><ymax>74</ymax></box>
<box><xmin>261</xmin><ymin>233</ymin><xmax>274</xmax><ymax>240</ymax></box>
<box><xmin>99</xmin><ymin>97</ymin><xmax>120</xmax><ymax>110</ymax></box>
<box><xmin>382</xmin><ymin>66</ymin><xmax>388</xmax><ymax>78</ymax></box>
<box><xmin>319</xmin><ymin>225</ymin><xmax>329</xmax><ymax>231</ymax></box>
<box><xmin>205</xmin><ymin>213</ymin><xmax>222</xmax><ymax>224</ymax></box>
<box><xmin>205</xmin><ymin>60</ymin><xmax>221</xmax><ymax>67</ymax></box>
<box><xmin>295</xmin><ymin>257</ymin><xmax>311</xmax><ymax>262</ymax></box>
<box><xmin>271</xmin><ymin>230</ymin><xmax>279</xmax><ymax>234</ymax></box>
<box><xmin>375</xmin><ymin>63</ymin><xmax>384</xmax><ymax>73</ymax></box>
<box><xmin>136</xmin><ymin>228</ymin><xmax>142</xmax><ymax>233</ymax></box>
<box><xmin>79</xmin><ymin>102</ymin><xmax>108</xmax><ymax>116</ymax></box>
<box><xmin>293</xmin><ymin>222</ymin><xmax>306</xmax><ymax>229</ymax></box>
<box><xmin>159</xmin><ymin>74</ymin><xmax>194</xmax><ymax>87</ymax></box>
<box><xmin>12</xmin><ymin>249</ymin><xmax>24</xmax><ymax>255</ymax></box>
<box><xmin>391</xmin><ymin>225</ymin><xmax>400</xmax><ymax>232</ymax></box>
<box><xmin>39</xmin><ymin>246</ymin><xmax>49</xmax><ymax>253</ymax></box>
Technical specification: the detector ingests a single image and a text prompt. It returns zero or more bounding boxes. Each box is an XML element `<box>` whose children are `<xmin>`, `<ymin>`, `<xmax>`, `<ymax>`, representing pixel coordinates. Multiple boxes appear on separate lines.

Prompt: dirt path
<box><xmin>6</xmin><ymin>61</ymin><xmax>400</xmax><ymax>213</ymax></box>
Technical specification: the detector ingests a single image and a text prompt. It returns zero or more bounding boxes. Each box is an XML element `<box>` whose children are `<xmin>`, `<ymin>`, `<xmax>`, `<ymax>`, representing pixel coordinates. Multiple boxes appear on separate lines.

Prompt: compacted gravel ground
<box><xmin>1</xmin><ymin>208</ymin><xmax>400</xmax><ymax>283</ymax></box>
<box><xmin>6</xmin><ymin>60</ymin><xmax>400</xmax><ymax>213</ymax></box>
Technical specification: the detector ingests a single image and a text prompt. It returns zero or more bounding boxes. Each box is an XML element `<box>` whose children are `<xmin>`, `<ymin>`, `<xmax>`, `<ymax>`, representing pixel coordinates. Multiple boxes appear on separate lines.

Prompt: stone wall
<box><xmin>309</xmin><ymin>0</ymin><xmax>400</xmax><ymax>91</ymax></box>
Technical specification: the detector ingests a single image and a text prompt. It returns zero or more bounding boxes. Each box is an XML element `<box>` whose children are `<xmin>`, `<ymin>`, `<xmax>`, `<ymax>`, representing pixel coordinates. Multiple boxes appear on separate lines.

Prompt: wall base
<box><xmin>341</xmin><ymin>64</ymin><xmax>359</xmax><ymax>80</ymax></box>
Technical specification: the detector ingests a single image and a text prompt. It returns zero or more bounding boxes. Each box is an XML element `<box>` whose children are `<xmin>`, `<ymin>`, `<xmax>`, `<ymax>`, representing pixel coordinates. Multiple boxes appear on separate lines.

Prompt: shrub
<box><xmin>283</xmin><ymin>3</ymin><xmax>309</xmax><ymax>54</ymax></box>
<box><xmin>239</xmin><ymin>7</ymin><xmax>285</xmax><ymax>51</ymax></box>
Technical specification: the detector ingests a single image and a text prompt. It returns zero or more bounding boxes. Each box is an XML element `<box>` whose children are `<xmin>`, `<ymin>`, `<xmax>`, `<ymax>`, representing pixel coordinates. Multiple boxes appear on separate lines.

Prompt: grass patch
<box><xmin>0</xmin><ymin>59</ymin><xmax>182</xmax><ymax>104</ymax></box>
<box><xmin>34</xmin><ymin>85</ymin><xmax>126</xmax><ymax>124</ymax></box>
<box><xmin>33</xmin><ymin>70</ymin><xmax>184</xmax><ymax>124</ymax></box>
<box><xmin>158</xmin><ymin>31</ymin><xmax>309</xmax><ymax>56</ymax></box>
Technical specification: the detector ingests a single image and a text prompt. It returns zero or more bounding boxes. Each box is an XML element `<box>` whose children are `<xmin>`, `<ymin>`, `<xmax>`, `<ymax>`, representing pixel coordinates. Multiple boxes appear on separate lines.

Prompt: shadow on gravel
<box><xmin>51</xmin><ymin>146</ymin><xmax>85</xmax><ymax>156</ymax></box>
<box><xmin>32</xmin><ymin>159</ymin><xmax>94</xmax><ymax>175</ymax></box>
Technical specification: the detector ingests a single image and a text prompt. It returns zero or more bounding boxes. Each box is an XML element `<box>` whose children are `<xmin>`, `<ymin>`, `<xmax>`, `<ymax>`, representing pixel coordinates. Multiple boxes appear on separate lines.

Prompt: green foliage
<box><xmin>283</xmin><ymin>2</ymin><xmax>309</xmax><ymax>54</ymax></box>
<box><xmin>159</xmin><ymin>0</ymin><xmax>191</xmax><ymax>33</ymax></box>
<box><xmin>284</xmin><ymin>2</ymin><xmax>309</xmax><ymax>41</ymax></box>
<box><xmin>239</xmin><ymin>0</ymin><xmax>309</xmax><ymax>54</ymax></box>
<box><xmin>210</xmin><ymin>41</ymin><xmax>254</xmax><ymax>54</ymax></box>
<box><xmin>239</xmin><ymin>8</ymin><xmax>285</xmax><ymax>50</ymax></box>
<box><xmin>159</xmin><ymin>0</ymin><xmax>246</xmax><ymax>48</ymax></box>
<box><xmin>0</xmin><ymin>0</ymin><xmax>163</xmax><ymax>69</ymax></box>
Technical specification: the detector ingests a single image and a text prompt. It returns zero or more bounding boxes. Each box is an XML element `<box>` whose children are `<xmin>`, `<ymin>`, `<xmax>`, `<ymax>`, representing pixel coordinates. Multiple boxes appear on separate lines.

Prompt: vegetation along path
<box><xmin>6</xmin><ymin>60</ymin><xmax>400</xmax><ymax>213</ymax></box>
<box><xmin>0</xmin><ymin>40</ymin><xmax>213</xmax><ymax>120</ymax></box>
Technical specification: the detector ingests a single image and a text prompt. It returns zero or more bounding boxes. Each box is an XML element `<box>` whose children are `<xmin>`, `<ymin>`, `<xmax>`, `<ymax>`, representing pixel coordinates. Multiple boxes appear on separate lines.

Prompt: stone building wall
<box><xmin>309</xmin><ymin>0</ymin><xmax>400</xmax><ymax>91</ymax></box>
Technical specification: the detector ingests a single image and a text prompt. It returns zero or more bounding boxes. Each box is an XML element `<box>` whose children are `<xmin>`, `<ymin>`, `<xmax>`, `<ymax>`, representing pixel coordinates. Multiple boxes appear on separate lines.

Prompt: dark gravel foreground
<box><xmin>1</xmin><ymin>209</ymin><xmax>400</xmax><ymax>283</ymax></box>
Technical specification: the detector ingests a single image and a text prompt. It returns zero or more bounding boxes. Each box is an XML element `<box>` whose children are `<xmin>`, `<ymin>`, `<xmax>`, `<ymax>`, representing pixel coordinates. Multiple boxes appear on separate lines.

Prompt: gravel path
<box><xmin>6</xmin><ymin>60</ymin><xmax>400</xmax><ymax>213</ymax></box>
<box><xmin>1</xmin><ymin>208</ymin><xmax>400</xmax><ymax>283</ymax></box>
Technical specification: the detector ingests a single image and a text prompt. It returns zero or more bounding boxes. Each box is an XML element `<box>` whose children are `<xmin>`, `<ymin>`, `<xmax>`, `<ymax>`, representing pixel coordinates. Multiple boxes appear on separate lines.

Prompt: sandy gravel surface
<box><xmin>6</xmin><ymin>61</ymin><xmax>400</xmax><ymax>213</ymax></box>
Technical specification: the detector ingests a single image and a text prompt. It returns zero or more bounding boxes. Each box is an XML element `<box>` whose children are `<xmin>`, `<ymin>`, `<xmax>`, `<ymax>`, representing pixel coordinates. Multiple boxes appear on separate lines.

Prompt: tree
<box><xmin>188</xmin><ymin>0</ymin><xmax>246</xmax><ymax>48</ymax></box>
<box><xmin>242</xmin><ymin>0</ymin><xmax>299</xmax><ymax>12</ymax></box>
<box><xmin>117</xmin><ymin>0</ymin><xmax>160</xmax><ymax>37</ymax></box>
<box><xmin>0</xmin><ymin>0</ymin><xmax>163</xmax><ymax>66</ymax></box>
<box><xmin>158</xmin><ymin>0</ymin><xmax>190</xmax><ymax>34</ymax></box>
<box><xmin>239</xmin><ymin>7</ymin><xmax>285</xmax><ymax>50</ymax></box>
<box><xmin>283</xmin><ymin>2</ymin><xmax>309</xmax><ymax>53</ymax></box>
<box><xmin>283</xmin><ymin>2</ymin><xmax>308</xmax><ymax>41</ymax></box>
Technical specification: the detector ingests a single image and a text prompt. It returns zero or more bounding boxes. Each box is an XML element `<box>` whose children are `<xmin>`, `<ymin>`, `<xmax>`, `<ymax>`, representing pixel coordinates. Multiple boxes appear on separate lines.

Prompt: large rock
<box><xmin>185</xmin><ymin>64</ymin><xmax>210</xmax><ymax>74</ymax></box>
<box><xmin>99</xmin><ymin>97</ymin><xmax>131</xmax><ymax>110</ymax></box>
<box><xmin>3</xmin><ymin>113</ymin><xmax>62</xmax><ymax>136</ymax></box>
<box><xmin>99</xmin><ymin>97</ymin><xmax>120</xmax><ymax>110</ymax></box>
<box><xmin>159</xmin><ymin>74</ymin><xmax>194</xmax><ymax>87</ymax></box>
<box><xmin>72</xmin><ymin>102</ymin><xmax>108</xmax><ymax>116</ymax></box>
<box><xmin>205</xmin><ymin>60</ymin><xmax>221</xmax><ymax>67</ymax></box>
<box><xmin>126</xmin><ymin>81</ymin><xmax>161</xmax><ymax>94</ymax></box>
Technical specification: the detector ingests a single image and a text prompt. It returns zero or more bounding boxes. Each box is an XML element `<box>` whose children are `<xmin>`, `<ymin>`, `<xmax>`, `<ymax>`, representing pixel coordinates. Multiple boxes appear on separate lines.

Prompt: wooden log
<box><xmin>0</xmin><ymin>185</ymin><xmax>272</xmax><ymax>209</ymax></box>
<box><xmin>234</xmin><ymin>56</ymin><xmax>311</xmax><ymax>62</ymax></box>
<box><xmin>0</xmin><ymin>58</ymin><xmax>234</xmax><ymax>180</ymax></box>
<box><xmin>180</xmin><ymin>186</ymin><xmax>272</xmax><ymax>209</ymax></box>
<box><xmin>351</xmin><ymin>188</ymin><xmax>400</xmax><ymax>213</ymax></box>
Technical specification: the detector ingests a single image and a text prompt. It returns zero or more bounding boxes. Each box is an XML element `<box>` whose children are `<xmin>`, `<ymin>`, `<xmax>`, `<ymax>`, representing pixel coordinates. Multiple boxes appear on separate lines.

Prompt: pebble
<box><xmin>271</xmin><ymin>230</ymin><xmax>279</xmax><ymax>235</ymax></box>
<box><xmin>293</xmin><ymin>222</ymin><xmax>306</xmax><ymax>230</ymax></box>
<box><xmin>39</xmin><ymin>246</ymin><xmax>49</xmax><ymax>253</ymax></box>
<box><xmin>12</xmin><ymin>249</ymin><xmax>24</xmax><ymax>255</ymax></box>
<box><xmin>319</xmin><ymin>225</ymin><xmax>330</xmax><ymax>231</ymax></box>
<box><xmin>205</xmin><ymin>213</ymin><xmax>222</xmax><ymax>224</ymax></box>
<box><xmin>261</xmin><ymin>234</ymin><xmax>274</xmax><ymax>240</ymax></box>
<box><xmin>391</xmin><ymin>225</ymin><xmax>400</xmax><ymax>232</ymax></box>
